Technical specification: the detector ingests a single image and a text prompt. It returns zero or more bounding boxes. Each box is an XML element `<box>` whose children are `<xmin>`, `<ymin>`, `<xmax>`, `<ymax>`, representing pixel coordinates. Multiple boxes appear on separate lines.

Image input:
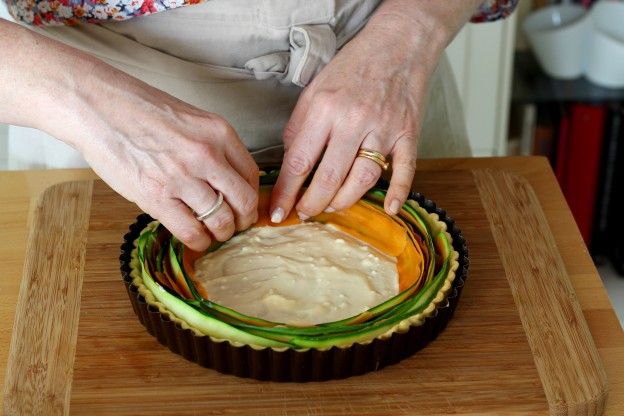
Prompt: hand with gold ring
<box><xmin>269</xmin><ymin>1</ymin><xmax>481</xmax><ymax>221</ymax></box>
<box><xmin>268</xmin><ymin>0</ymin><xmax>468</xmax><ymax>222</ymax></box>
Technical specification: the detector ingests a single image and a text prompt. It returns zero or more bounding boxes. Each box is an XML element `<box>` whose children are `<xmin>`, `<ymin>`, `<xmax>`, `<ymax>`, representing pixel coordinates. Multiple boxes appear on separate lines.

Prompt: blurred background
<box><xmin>507</xmin><ymin>0</ymin><xmax>624</xmax><ymax>327</ymax></box>
<box><xmin>1</xmin><ymin>0</ymin><xmax>622</xmax><ymax>324</ymax></box>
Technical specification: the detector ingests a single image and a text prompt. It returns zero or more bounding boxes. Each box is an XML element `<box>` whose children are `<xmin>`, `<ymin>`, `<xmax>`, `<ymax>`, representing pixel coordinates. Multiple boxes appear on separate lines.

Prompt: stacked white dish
<box><xmin>523</xmin><ymin>1</ymin><xmax>624</xmax><ymax>88</ymax></box>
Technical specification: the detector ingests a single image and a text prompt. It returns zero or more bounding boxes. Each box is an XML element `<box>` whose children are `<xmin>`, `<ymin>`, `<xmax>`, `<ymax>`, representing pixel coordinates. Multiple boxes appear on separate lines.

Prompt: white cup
<box><xmin>586</xmin><ymin>1</ymin><xmax>624</xmax><ymax>88</ymax></box>
<box><xmin>523</xmin><ymin>5</ymin><xmax>590</xmax><ymax>79</ymax></box>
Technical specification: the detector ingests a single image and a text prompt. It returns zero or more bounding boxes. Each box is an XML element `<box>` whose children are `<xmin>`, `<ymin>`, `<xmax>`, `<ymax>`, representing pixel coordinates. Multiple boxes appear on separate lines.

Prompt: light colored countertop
<box><xmin>0</xmin><ymin>157</ymin><xmax>622</xmax><ymax>414</ymax></box>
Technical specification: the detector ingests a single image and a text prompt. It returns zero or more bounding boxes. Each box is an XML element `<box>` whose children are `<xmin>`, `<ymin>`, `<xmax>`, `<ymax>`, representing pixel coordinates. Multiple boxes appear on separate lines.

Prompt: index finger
<box><xmin>269</xmin><ymin>113</ymin><xmax>332</xmax><ymax>223</ymax></box>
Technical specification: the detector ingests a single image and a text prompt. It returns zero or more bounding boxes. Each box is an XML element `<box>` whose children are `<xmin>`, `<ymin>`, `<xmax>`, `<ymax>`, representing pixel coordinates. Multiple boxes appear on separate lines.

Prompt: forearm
<box><xmin>0</xmin><ymin>19</ymin><xmax>184</xmax><ymax>155</ymax></box>
<box><xmin>0</xmin><ymin>20</ymin><xmax>97</xmax><ymax>143</ymax></box>
<box><xmin>367</xmin><ymin>0</ymin><xmax>483</xmax><ymax>60</ymax></box>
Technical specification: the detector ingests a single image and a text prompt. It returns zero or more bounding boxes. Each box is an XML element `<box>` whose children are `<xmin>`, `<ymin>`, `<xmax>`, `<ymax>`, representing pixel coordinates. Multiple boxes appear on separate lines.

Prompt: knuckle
<box><xmin>208</xmin><ymin>116</ymin><xmax>234</xmax><ymax>139</ymax></box>
<box><xmin>237</xmin><ymin>213</ymin><xmax>257</xmax><ymax>231</ymax></box>
<box><xmin>283</xmin><ymin>123</ymin><xmax>298</xmax><ymax>142</ymax></box>
<box><xmin>209</xmin><ymin>211</ymin><xmax>234</xmax><ymax>231</ymax></box>
<box><xmin>175</xmin><ymin>225</ymin><xmax>205</xmax><ymax>246</ymax></box>
<box><xmin>141</xmin><ymin>176</ymin><xmax>168</xmax><ymax>204</ymax></box>
<box><xmin>172</xmin><ymin>161</ymin><xmax>194</xmax><ymax>180</ymax></box>
<box><xmin>356</xmin><ymin>165</ymin><xmax>380</xmax><ymax>188</ymax></box>
<box><xmin>379</xmin><ymin>110</ymin><xmax>394</xmax><ymax>125</ymax></box>
<box><xmin>297</xmin><ymin>205</ymin><xmax>314</xmax><ymax>218</ymax></box>
<box><xmin>395</xmin><ymin>130</ymin><xmax>418</xmax><ymax>148</ymax></box>
<box><xmin>313</xmin><ymin>90</ymin><xmax>338</xmax><ymax>109</ymax></box>
<box><xmin>286</xmin><ymin>150</ymin><xmax>313</xmax><ymax>177</ymax></box>
<box><xmin>194</xmin><ymin>143</ymin><xmax>220</xmax><ymax>164</ymax></box>
<box><xmin>338</xmin><ymin>108</ymin><xmax>370</xmax><ymax>129</ymax></box>
<box><xmin>318</xmin><ymin>167</ymin><xmax>342</xmax><ymax>189</ymax></box>
<box><xmin>215</xmin><ymin>229</ymin><xmax>235</xmax><ymax>242</ymax></box>
<box><xmin>239</xmin><ymin>192</ymin><xmax>259</xmax><ymax>217</ymax></box>
<box><xmin>344</xmin><ymin>103</ymin><xmax>374</xmax><ymax>123</ymax></box>
<box><xmin>247</xmin><ymin>165</ymin><xmax>260</xmax><ymax>182</ymax></box>
<box><xmin>354</xmin><ymin>103</ymin><xmax>375</xmax><ymax>117</ymax></box>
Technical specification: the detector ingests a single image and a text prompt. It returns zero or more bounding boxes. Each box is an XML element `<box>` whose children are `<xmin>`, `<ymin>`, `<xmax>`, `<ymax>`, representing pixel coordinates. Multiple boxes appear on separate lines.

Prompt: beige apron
<box><xmin>8</xmin><ymin>0</ymin><xmax>470</xmax><ymax>169</ymax></box>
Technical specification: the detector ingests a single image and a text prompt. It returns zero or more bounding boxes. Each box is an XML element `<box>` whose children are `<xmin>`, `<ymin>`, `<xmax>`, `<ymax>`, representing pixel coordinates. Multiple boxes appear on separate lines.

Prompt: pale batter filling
<box><xmin>194</xmin><ymin>222</ymin><xmax>399</xmax><ymax>326</ymax></box>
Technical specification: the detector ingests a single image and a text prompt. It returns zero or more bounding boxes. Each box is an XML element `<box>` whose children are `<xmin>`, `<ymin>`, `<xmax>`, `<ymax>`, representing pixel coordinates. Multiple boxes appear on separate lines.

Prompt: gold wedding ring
<box><xmin>356</xmin><ymin>148</ymin><xmax>390</xmax><ymax>171</ymax></box>
<box><xmin>194</xmin><ymin>191</ymin><xmax>224</xmax><ymax>221</ymax></box>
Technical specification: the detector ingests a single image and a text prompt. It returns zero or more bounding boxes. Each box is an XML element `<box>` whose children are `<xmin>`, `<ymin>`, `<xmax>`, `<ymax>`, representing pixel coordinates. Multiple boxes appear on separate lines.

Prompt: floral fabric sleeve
<box><xmin>470</xmin><ymin>0</ymin><xmax>519</xmax><ymax>23</ymax></box>
<box><xmin>5</xmin><ymin>0</ymin><xmax>519</xmax><ymax>27</ymax></box>
<box><xmin>4</xmin><ymin>0</ymin><xmax>199</xmax><ymax>26</ymax></box>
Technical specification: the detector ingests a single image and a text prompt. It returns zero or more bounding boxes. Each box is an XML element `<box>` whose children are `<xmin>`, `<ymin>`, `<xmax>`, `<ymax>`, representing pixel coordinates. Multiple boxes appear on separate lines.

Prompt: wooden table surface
<box><xmin>1</xmin><ymin>157</ymin><xmax>623</xmax><ymax>413</ymax></box>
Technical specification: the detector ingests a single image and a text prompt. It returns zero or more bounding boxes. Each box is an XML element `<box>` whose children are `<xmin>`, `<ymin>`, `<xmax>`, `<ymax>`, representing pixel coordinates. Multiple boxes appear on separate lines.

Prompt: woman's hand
<box><xmin>269</xmin><ymin>0</ymin><xmax>481</xmax><ymax>222</ymax></box>
<box><xmin>52</xmin><ymin>62</ymin><xmax>258</xmax><ymax>252</ymax></box>
<box><xmin>1</xmin><ymin>21</ymin><xmax>258</xmax><ymax>252</ymax></box>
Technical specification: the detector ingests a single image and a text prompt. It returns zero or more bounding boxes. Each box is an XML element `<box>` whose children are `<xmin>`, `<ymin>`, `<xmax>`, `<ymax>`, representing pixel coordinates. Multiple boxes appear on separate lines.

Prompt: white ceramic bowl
<box><xmin>523</xmin><ymin>5</ymin><xmax>590</xmax><ymax>79</ymax></box>
<box><xmin>586</xmin><ymin>1</ymin><xmax>624</xmax><ymax>88</ymax></box>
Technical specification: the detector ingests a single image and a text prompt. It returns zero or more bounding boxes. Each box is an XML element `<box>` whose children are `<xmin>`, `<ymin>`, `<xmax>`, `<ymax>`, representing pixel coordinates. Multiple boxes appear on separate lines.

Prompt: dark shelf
<box><xmin>512</xmin><ymin>51</ymin><xmax>624</xmax><ymax>103</ymax></box>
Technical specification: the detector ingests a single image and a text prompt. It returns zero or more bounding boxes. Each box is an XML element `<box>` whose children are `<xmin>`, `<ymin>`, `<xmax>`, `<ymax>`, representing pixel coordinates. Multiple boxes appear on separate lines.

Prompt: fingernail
<box><xmin>271</xmin><ymin>207</ymin><xmax>284</xmax><ymax>223</ymax></box>
<box><xmin>298</xmin><ymin>211</ymin><xmax>310</xmax><ymax>221</ymax></box>
<box><xmin>388</xmin><ymin>199</ymin><xmax>401</xmax><ymax>215</ymax></box>
<box><xmin>324</xmin><ymin>206</ymin><xmax>336</xmax><ymax>213</ymax></box>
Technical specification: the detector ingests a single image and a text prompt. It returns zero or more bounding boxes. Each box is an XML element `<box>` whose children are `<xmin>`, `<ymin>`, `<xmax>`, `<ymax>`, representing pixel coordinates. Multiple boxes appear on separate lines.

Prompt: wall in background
<box><xmin>446</xmin><ymin>12</ymin><xmax>518</xmax><ymax>156</ymax></box>
<box><xmin>0</xmin><ymin>124</ymin><xmax>7</xmax><ymax>170</ymax></box>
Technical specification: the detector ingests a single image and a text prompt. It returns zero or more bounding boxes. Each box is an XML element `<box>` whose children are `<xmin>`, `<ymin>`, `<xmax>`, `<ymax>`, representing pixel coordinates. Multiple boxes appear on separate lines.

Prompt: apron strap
<box><xmin>286</xmin><ymin>24</ymin><xmax>337</xmax><ymax>87</ymax></box>
<box><xmin>244</xmin><ymin>24</ymin><xmax>337</xmax><ymax>88</ymax></box>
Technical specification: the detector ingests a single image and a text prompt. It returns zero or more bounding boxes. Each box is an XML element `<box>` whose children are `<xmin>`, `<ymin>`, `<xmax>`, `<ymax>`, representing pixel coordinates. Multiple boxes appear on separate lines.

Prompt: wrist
<box><xmin>36</xmin><ymin>56</ymin><xmax>100</xmax><ymax>150</ymax></box>
<box><xmin>360</xmin><ymin>10</ymin><xmax>447</xmax><ymax>82</ymax></box>
<box><xmin>367</xmin><ymin>0</ymin><xmax>482</xmax><ymax>51</ymax></box>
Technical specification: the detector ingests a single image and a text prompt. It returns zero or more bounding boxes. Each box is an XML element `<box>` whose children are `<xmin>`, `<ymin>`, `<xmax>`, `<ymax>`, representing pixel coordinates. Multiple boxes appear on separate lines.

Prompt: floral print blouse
<box><xmin>5</xmin><ymin>0</ymin><xmax>518</xmax><ymax>27</ymax></box>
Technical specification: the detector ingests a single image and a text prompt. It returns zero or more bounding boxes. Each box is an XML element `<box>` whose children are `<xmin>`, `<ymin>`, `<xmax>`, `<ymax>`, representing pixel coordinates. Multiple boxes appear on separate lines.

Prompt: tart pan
<box><xmin>119</xmin><ymin>188</ymin><xmax>469</xmax><ymax>381</ymax></box>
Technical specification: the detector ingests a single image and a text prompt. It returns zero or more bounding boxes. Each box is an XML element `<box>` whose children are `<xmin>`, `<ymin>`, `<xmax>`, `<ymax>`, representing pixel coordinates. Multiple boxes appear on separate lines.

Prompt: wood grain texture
<box><xmin>474</xmin><ymin>170</ymin><xmax>609</xmax><ymax>416</ymax></box>
<box><xmin>64</xmin><ymin>176</ymin><xmax>551</xmax><ymax>414</ymax></box>
<box><xmin>60</xmin><ymin>175</ymin><xmax>554</xmax><ymax>415</ymax></box>
<box><xmin>3</xmin><ymin>181</ymin><xmax>93</xmax><ymax>416</ymax></box>
<box><xmin>0</xmin><ymin>158</ymin><xmax>622</xmax><ymax>415</ymax></box>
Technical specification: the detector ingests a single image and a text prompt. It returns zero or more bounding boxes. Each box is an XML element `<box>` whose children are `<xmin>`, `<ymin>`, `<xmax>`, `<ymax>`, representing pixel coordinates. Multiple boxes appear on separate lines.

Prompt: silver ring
<box><xmin>194</xmin><ymin>191</ymin><xmax>224</xmax><ymax>221</ymax></box>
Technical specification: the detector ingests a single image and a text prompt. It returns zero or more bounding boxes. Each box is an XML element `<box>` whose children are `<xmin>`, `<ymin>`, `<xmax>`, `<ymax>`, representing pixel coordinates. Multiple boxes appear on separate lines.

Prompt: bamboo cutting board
<box><xmin>3</xmin><ymin>170</ymin><xmax>608</xmax><ymax>416</ymax></box>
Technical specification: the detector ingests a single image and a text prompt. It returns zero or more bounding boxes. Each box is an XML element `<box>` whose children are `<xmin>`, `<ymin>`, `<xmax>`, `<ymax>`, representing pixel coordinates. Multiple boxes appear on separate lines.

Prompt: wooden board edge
<box><xmin>3</xmin><ymin>180</ymin><xmax>94</xmax><ymax>416</ymax></box>
<box><xmin>473</xmin><ymin>170</ymin><xmax>609</xmax><ymax>416</ymax></box>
